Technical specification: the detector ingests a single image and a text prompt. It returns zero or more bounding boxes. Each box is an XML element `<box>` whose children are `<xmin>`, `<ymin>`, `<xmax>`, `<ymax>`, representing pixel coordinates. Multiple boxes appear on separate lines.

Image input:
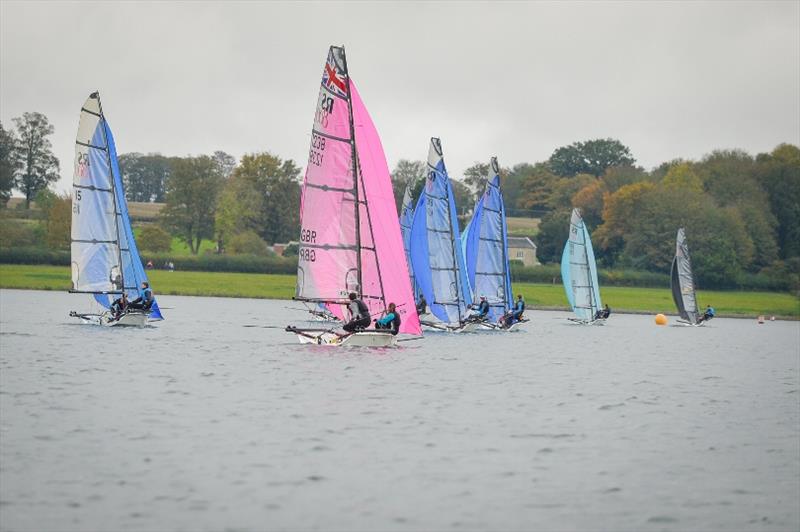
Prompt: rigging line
<box><xmin>74</xmin><ymin>184</ymin><xmax>113</xmax><ymax>193</ymax></box>
<box><xmin>80</xmin><ymin>107</ymin><xmax>101</xmax><ymax>118</ymax></box>
<box><xmin>76</xmin><ymin>140</ymin><xmax>107</xmax><ymax>151</ymax></box>
<box><xmin>304</xmin><ymin>182</ymin><xmax>355</xmax><ymax>195</ymax></box>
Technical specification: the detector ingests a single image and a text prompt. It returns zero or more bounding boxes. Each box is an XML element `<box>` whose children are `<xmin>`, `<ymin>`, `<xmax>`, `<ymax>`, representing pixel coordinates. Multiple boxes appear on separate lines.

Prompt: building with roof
<box><xmin>508</xmin><ymin>236</ymin><xmax>539</xmax><ymax>267</ymax></box>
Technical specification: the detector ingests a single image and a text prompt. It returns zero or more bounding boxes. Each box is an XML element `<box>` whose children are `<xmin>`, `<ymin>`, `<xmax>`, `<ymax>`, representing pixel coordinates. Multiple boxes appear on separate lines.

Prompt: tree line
<box><xmin>1</xmin><ymin>112</ymin><xmax>798</xmax><ymax>291</ymax></box>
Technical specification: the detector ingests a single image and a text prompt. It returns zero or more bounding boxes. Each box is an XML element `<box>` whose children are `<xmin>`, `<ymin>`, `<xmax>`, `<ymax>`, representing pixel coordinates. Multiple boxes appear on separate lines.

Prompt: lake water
<box><xmin>0</xmin><ymin>289</ymin><xmax>798</xmax><ymax>532</ymax></box>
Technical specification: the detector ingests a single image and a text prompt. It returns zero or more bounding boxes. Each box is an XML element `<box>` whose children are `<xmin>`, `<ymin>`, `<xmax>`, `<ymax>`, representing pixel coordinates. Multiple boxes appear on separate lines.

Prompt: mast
<box><xmin>94</xmin><ymin>91</ymin><xmax>126</xmax><ymax>294</ymax></box>
<box><xmin>341</xmin><ymin>46</ymin><xmax>363</xmax><ymax>296</ymax></box>
<box><xmin>493</xmin><ymin>158</ymin><xmax>511</xmax><ymax>313</ymax></box>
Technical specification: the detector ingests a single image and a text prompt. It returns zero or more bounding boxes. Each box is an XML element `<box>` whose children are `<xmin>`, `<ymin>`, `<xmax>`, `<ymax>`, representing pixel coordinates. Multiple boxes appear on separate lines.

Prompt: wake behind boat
<box><xmin>68</xmin><ymin>92</ymin><xmax>163</xmax><ymax>327</ymax></box>
<box><xmin>286</xmin><ymin>46</ymin><xmax>421</xmax><ymax>347</ymax></box>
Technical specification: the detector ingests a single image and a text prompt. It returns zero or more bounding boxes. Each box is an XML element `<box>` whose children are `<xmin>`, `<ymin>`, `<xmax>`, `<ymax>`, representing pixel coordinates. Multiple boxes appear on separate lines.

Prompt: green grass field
<box><xmin>1</xmin><ymin>264</ymin><xmax>798</xmax><ymax>318</ymax></box>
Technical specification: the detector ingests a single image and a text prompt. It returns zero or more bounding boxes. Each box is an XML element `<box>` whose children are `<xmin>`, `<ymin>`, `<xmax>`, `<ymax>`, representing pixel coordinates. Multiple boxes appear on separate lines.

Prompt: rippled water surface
<box><xmin>1</xmin><ymin>289</ymin><xmax>798</xmax><ymax>532</ymax></box>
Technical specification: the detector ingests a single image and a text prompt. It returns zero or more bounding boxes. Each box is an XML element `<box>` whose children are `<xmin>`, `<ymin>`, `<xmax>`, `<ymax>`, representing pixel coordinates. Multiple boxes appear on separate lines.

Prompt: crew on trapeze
<box><xmin>375</xmin><ymin>302</ymin><xmax>401</xmax><ymax>335</ymax></box>
<box><xmin>697</xmin><ymin>304</ymin><xmax>715</xmax><ymax>323</ymax></box>
<box><xmin>109</xmin><ymin>292</ymin><xmax>128</xmax><ymax>321</ymax></box>
<box><xmin>594</xmin><ymin>304</ymin><xmax>611</xmax><ymax>320</ymax></box>
<box><xmin>501</xmin><ymin>294</ymin><xmax>525</xmax><ymax>328</ymax></box>
<box><xmin>342</xmin><ymin>292</ymin><xmax>370</xmax><ymax>333</ymax></box>
<box><xmin>128</xmin><ymin>282</ymin><xmax>154</xmax><ymax>311</ymax></box>
<box><xmin>468</xmin><ymin>295</ymin><xmax>490</xmax><ymax>322</ymax></box>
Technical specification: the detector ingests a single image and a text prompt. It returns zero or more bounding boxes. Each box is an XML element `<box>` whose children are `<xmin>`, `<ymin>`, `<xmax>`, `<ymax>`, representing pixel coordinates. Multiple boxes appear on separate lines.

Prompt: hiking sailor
<box><xmin>110</xmin><ymin>293</ymin><xmax>128</xmax><ymax>320</ymax></box>
<box><xmin>342</xmin><ymin>292</ymin><xmax>370</xmax><ymax>333</ymax></box>
<box><xmin>375</xmin><ymin>303</ymin><xmax>401</xmax><ymax>335</ymax></box>
<box><xmin>698</xmin><ymin>304</ymin><xmax>715</xmax><ymax>323</ymax></box>
<box><xmin>503</xmin><ymin>294</ymin><xmax>525</xmax><ymax>327</ymax></box>
<box><xmin>128</xmin><ymin>282</ymin><xmax>153</xmax><ymax>311</ymax></box>
<box><xmin>416</xmin><ymin>294</ymin><xmax>427</xmax><ymax>315</ymax></box>
<box><xmin>469</xmin><ymin>295</ymin><xmax>490</xmax><ymax>322</ymax></box>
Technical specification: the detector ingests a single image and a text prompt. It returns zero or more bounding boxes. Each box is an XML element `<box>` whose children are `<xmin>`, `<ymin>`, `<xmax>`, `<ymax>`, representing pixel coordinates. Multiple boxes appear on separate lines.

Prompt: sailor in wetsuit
<box><xmin>416</xmin><ymin>294</ymin><xmax>427</xmax><ymax>315</ymax></box>
<box><xmin>110</xmin><ymin>293</ymin><xmax>128</xmax><ymax>320</ymax></box>
<box><xmin>503</xmin><ymin>294</ymin><xmax>525</xmax><ymax>327</ymax></box>
<box><xmin>375</xmin><ymin>303</ymin><xmax>401</xmax><ymax>335</ymax></box>
<box><xmin>698</xmin><ymin>305</ymin><xmax>715</xmax><ymax>323</ymax></box>
<box><xmin>469</xmin><ymin>296</ymin><xmax>490</xmax><ymax>322</ymax></box>
<box><xmin>342</xmin><ymin>292</ymin><xmax>370</xmax><ymax>333</ymax></box>
<box><xmin>128</xmin><ymin>281</ymin><xmax>153</xmax><ymax>311</ymax></box>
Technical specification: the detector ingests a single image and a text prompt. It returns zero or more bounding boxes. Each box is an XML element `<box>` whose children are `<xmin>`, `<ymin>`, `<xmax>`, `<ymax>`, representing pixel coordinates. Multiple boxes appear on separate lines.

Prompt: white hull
<box><xmin>480</xmin><ymin>318</ymin><xmax>528</xmax><ymax>331</ymax></box>
<box><xmin>676</xmin><ymin>319</ymin><xmax>706</xmax><ymax>327</ymax></box>
<box><xmin>71</xmin><ymin>311</ymin><xmax>150</xmax><ymax>327</ymax></box>
<box><xmin>294</xmin><ymin>330</ymin><xmax>397</xmax><ymax>347</ymax></box>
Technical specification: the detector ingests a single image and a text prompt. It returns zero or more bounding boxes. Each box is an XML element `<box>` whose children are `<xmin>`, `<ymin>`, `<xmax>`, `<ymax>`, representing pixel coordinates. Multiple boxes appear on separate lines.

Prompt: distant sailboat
<box><xmin>68</xmin><ymin>91</ymin><xmax>163</xmax><ymax>327</ymax></box>
<box><xmin>409</xmin><ymin>138</ymin><xmax>475</xmax><ymax>332</ymax></box>
<box><xmin>462</xmin><ymin>157</ymin><xmax>521</xmax><ymax>330</ymax></box>
<box><xmin>287</xmin><ymin>46</ymin><xmax>421</xmax><ymax>347</ymax></box>
<box><xmin>399</xmin><ymin>179</ymin><xmax>420</xmax><ymax>304</ymax></box>
<box><xmin>671</xmin><ymin>227</ymin><xmax>702</xmax><ymax>326</ymax></box>
<box><xmin>561</xmin><ymin>208</ymin><xmax>604</xmax><ymax>325</ymax></box>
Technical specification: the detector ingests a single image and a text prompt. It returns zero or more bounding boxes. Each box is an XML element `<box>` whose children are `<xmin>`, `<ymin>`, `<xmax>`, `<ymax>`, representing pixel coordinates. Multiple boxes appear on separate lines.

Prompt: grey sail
<box><xmin>670</xmin><ymin>228</ymin><xmax>699</xmax><ymax>323</ymax></box>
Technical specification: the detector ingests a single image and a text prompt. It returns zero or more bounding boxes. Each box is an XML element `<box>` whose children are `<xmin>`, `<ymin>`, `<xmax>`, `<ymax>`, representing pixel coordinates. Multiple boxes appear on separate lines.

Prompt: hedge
<box><xmin>0</xmin><ymin>246</ymin><xmax>793</xmax><ymax>292</ymax></box>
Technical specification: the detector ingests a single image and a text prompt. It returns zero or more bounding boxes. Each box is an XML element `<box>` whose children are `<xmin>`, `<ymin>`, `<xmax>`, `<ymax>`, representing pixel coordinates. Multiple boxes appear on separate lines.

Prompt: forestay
<box><xmin>409</xmin><ymin>138</ymin><xmax>473</xmax><ymax>325</ymax></box>
<box><xmin>461</xmin><ymin>157</ymin><xmax>512</xmax><ymax>322</ymax></box>
<box><xmin>71</xmin><ymin>92</ymin><xmax>162</xmax><ymax>319</ymax></box>
<box><xmin>671</xmin><ymin>227</ymin><xmax>699</xmax><ymax>323</ymax></box>
<box><xmin>561</xmin><ymin>208</ymin><xmax>601</xmax><ymax>321</ymax></box>
<box><xmin>294</xmin><ymin>46</ymin><xmax>420</xmax><ymax>335</ymax></box>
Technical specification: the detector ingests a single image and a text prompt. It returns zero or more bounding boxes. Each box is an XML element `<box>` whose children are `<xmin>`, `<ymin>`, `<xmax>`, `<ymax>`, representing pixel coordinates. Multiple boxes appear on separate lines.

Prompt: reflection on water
<box><xmin>1</xmin><ymin>289</ymin><xmax>798</xmax><ymax>531</ymax></box>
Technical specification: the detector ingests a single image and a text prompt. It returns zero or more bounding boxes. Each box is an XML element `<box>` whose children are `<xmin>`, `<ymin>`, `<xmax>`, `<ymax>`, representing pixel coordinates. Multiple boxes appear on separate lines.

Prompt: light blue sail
<box><xmin>461</xmin><ymin>158</ymin><xmax>512</xmax><ymax>323</ymax></box>
<box><xmin>399</xmin><ymin>181</ymin><xmax>419</xmax><ymax>300</ymax></box>
<box><xmin>409</xmin><ymin>138</ymin><xmax>472</xmax><ymax>324</ymax></box>
<box><xmin>561</xmin><ymin>208</ymin><xmax>601</xmax><ymax>321</ymax></box>
<box><xmin>83</xmin><ymin>95</ymin><xmax>162</xmax><ymax>319</ymax></box>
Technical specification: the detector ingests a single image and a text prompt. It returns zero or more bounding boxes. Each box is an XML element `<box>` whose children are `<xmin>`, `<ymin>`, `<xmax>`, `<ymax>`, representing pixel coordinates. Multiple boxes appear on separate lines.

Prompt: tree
<box><xmin>213</xmin><ymin>150</ymin><xmax>237</xmax><ymax>179</ymax></box>
<box><xmin>756</xmin><ymin>144</ymin><xmax>800</xmax><ymax>259</ymax></box>
<box><xmin>138</xmin><ymin>225</ymin><xmax>172</xmax><ymax>253</ymax></box>
<box><xmin>214</xmin><ymin>172</ymin><xmax>264</xmax><ymax>252</ymax></box>
<box><xmin>601</xmin><ymin>164</ymin><xmax>649</xmax><ymax>192</ymax></box>
<box><xmin>227</xmin><ymin>152</ymin><xmax>301</xmax><ymax>244</ymax></box>
<box><xmin>0</xmin><ymin>121</ymin><xmax>19</xmax><ymax>206</ymax></box>
<box><xmin>534</xmin><ymin>209</ymin><xmax>571</xmax><ymax>264</ymax></box>
<box><xmin>549</xmin><ymin>138</ymin><xmax>635</xmax><ymax>177</ymax></box>
<box><xmin>547</xmin><ymin>174</ymin><xmax>595</xmax><ymax>210</ymax></box>
<box><xmin>390</xmin><ymin>159</ymin><xmax>426</xmax><ymax>212</ymax></box>
<box><xmin>571</xmin><ymin>180</ymin><xmax>606</xmax><ymax>228</ymax></box>
<box><xmin>118</xmin><ymin>153</ymin><xmax>172</xmax><ymax>202</ymax></box>
<box><xmin>516</xmin><ymin>162</ymin><xmax>559</xmax><ymax>215</ymax></box>
<box><xmin>12</xmin><ymin>112</ymin><xmax>60</xmax><ymax>208</ymax></box>
<box><xmin>463</xmin><ymin>162</ymin><xmax>489</xmax><ymax>201</ymax></box>
<box><xmin>451</xmin><ymin>178</ymin><xmax>474</xmax><ymax>215</ymax></box>
<box><xmin>37</xmin><ymin>190</ymin><xmax>70</xmax><ymax>250</ymax></box>
<box><xmin>160</xmin><ymin>155</ymin><xmax>224</xmax><ymax>254</ymax></box>
<box><xmin>228</xmin><ymin>230</ymin><xmax>270</xmax><ymax>256</ymax></box>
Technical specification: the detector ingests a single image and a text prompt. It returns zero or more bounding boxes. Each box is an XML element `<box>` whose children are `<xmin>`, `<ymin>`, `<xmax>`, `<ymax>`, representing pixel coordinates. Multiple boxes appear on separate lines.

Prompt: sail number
<box><xmin>301</xmin><ymin>229</ymin><xmax>317</xmax><ymax>243</ymax></box>
<box><xmin>299</xmin><ymin>248</ymin><xmax>316</xmax><ymax>262</ymax></box>
<box><xmin>299</xmin><ymin>229</ymin><xmax>316</xmax><ymax>262</ymax></box>
<box><xmin>73</xmin><ymin>189</ymin><xmax>82</xmax><ymax>215</ymax></box>
<box><xmin>76</xmin><ymin>152</ymin><xmax>90</xmax><ymax>178</ymax></box>
<box><xmin>309</xmin><ymin>133</ymin><xmax>326</xmax><ymax>167</ymax></box>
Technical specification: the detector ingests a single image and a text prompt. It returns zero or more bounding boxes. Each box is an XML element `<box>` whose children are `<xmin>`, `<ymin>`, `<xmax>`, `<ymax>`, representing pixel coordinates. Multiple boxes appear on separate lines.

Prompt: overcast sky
<box><xmin>1</xmin><ymin>1</ymin><xmax>798</xmax><ymax>194</ymax></box>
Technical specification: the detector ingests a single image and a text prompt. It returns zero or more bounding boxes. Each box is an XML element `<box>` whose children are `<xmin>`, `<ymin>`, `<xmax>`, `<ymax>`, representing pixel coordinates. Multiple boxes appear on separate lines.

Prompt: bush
<box><xmin>139</xmin><ymin>253</ymin><xmax>296</xmax><ymax>274</ymax></box>
<box><xmin>138</xmin><ymin>225</ymin><xmax>172</xmax><ymax>253</ymax></box>
<box><xmin>0</xmin><ymin>247</ymin><xmax>70</xmax><ymax>265</ymax></box>
<box><xmin>227</xmin><ymin>230</ymin><xmax>270</xmax><ymax>256</ymax></box>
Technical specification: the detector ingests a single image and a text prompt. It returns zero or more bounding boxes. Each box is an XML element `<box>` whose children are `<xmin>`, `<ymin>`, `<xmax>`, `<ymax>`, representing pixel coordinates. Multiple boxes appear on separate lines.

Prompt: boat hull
<box><xmin>567</xmin><ymin>317</ymin><xmax>607</xmax><ymax>326</ymax></box>
<box><xmin>420</xmin><ymin>320</ymin><xmax>478</xmax><ymax>333</ymax></box>
<box><xmin>71</xmin><ymin>311</ymin><xmax>150</xmax><ymax>327</ymax></box>
<box><xmin>295</xmin><ymin>330</ymin><xmax>397</xmax><ymax>347</ymax></box>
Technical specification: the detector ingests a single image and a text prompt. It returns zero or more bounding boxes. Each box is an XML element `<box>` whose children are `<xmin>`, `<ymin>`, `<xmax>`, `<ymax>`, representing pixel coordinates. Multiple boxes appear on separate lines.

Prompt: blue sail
<box><xmin>561</xmin><ymin>208</ymin><xmax>601</xmax><ymax>321</ymax></box>
<box><xmin>105</xmin><ymin>120</ymin><xmax>163</xmax><ymax>320</ymax></box>
<box><xmin>399</xmin><ymin>181</ymin><xmax>419</xmax><ymax>300</ymax></box>
<box><xmin>462</xmin><ymin>158</ymin><xmax>512</xmax><ymax>322</ymax></box>
<box><xmin>409</xmin><ymin>138</ymin><xmax>472</xmax><ymax>324</ymax></box>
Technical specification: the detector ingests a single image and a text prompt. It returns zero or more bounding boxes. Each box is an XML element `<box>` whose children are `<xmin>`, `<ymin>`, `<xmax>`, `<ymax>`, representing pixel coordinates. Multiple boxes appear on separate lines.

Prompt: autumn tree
<box><xmin>756</xmin><ymin>144</ymin><xmax>800</xmax><ymax>259</ymax></box>
<box><xmin>12</xmin><ymin>112</ymin><xmax>60</xmax><ymax>208</ymax></box>
<box><xmin>390</xmin><ymin>159</ymin><xmax>426</xmax><ymax>212</ymax></box>
<box><xmin>0</xmin><ymin>122</ymin><xmax>18</xmax><ymax>205</ymax></box>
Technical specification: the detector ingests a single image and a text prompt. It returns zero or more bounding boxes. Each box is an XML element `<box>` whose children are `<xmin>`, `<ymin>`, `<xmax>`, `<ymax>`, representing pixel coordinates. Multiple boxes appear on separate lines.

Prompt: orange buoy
<box><xmin>655</xmin><ymin>313</ymin><xmax>667</xmax><ymax>325</ymax></box>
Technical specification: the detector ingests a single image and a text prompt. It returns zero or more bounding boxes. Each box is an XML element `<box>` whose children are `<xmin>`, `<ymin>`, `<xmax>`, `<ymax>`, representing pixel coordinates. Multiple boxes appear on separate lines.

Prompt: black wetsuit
<box><xmin>343</xmin><ymin>299</ymin><xmax>370</xmax><ymax>332</ymax></box>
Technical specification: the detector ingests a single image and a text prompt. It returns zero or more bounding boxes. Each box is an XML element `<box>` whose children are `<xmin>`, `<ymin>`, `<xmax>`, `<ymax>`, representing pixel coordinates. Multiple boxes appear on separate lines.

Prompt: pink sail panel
<box><xmin>350</xmin><ymin>81</ymin><xmax>422</xmax><ymax>335</ymax></box>
<box><xmin>296</xmin><ymin>47</ymin><xmax>358</xmax><ymax>320</ymax></box>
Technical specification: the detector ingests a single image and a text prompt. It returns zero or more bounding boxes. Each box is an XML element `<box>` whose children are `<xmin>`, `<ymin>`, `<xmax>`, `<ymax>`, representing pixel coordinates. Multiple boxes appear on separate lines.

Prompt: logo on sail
<box><xmin>323</xmin><ymin>60</ymin><xmax>347</xmax><ymax>97</ymax></box>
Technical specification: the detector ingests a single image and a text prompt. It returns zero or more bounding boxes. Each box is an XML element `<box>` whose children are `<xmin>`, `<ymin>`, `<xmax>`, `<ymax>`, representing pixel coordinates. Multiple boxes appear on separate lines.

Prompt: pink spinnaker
<box><xmin>296</xmin><ymin>47</ymin><xmax>421</xmax><ymax>335</ymax></box>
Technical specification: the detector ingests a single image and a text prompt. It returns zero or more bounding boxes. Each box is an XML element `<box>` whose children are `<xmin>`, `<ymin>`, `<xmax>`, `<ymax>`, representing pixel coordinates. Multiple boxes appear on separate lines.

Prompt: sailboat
<box><xmin>461</xmin><ymin>157</ymin><xmax>522</xmax><ymax>330</ymax></box>
<box><xmin>69</xmin><ymin>91</ymin><xmax>163</xmax><ymax>327</ymax></box>
<box><xmin>286</xmin><ymin>46</ymin><xmax>421</xmax><ymax>347</ymax></box>
<box><xmin>409</xmin><ymin>138</ymin><xmax>475</xmax><ymax>332</ymax></box>
<box><xmin>561</xmin><ymin>208</ymin><xmax>604</xmax><ymax>325</ymax></box>
<box><xmin>671</xmin><ymin>227</ymin><xmax>703</xmax><ymax>326</ymax></box>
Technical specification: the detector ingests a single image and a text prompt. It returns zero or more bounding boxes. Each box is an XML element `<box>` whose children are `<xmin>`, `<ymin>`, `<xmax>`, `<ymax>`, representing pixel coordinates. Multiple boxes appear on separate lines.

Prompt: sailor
<box><xmin>470</xmin><ymin>296</ymin><xmax>490</xmax><ymax>321</ymax></box>
<box><xmin>699</xmin><ymin>305</ymin><xmax>715</xmax><ymax>323</ymax></box>
<box><xmin>504</xmin><ymin>294</ymin><xmax>525</xmax><ymax>327</ymax></box>
<box><xmin>596</xmin><ymin>303</ymin><xmax>611</xmax><ymax>320</ymax></box>
<box><xmin>342</xmin><ymin>292</ymin><xmax>370</xmax><ymax>333</ymax></box>
<box><xmin>110</xmin><ymin>293</ymin><xmax>128</xmax><ymax>320</ymax></box>
<box><xmin>128</xmin><ymin>282</ymin><xmax>153</xmax><ymax>310</ymax></box>
<box><xmin>375</xmin><ymin>302</ymin><xmax>401</xmax><ymax>335</ymax></box>
<box><xmin>602</xmin><ymin>304</ymin><xmax>611</xmax><ymax>319</ymax></box>
<box><xmin>416</xmin><ymin>294</ymin><xmax>427</xmax><ymax>315</ymax></box>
